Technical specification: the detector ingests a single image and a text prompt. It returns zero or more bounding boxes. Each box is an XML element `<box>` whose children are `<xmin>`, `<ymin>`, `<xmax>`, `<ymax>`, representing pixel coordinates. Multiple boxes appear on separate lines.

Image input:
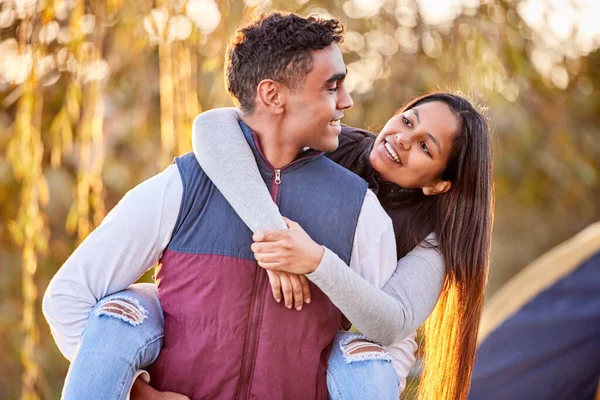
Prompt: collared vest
<box><xmin>149</xmin><ymin>122</ymin><xmax>368</xmax><ymax>400</ymax></box>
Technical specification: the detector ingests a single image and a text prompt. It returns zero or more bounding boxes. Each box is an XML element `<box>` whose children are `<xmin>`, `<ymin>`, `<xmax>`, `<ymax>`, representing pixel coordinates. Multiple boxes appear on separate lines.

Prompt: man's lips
<box><xmin>329</xmin><ymin>115</ymin><xmax>344</xmax><ymax>127</ymax></box>
<box><xmin>383</xmin><ymin>138</ymin><xmax>402</xmax><ymax>165</ymax></box>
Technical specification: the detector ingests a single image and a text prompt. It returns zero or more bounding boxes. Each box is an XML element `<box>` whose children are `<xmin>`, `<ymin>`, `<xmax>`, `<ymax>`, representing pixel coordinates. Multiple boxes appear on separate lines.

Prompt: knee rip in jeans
<box><xmin>340</xmin><ymin>335</ymin><xmax>393</xmax><ymax>363</ymax></box>
<box><xmin>96</xmin><ymin>297</ymin><xmax>148</xmax><ymax>326</ymax></box>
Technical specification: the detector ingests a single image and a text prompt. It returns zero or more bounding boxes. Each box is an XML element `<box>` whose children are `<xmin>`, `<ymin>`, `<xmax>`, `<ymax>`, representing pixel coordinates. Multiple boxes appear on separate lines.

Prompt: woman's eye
<box><xmin>420</xmin><ymin>141</ymin><xmax>431</xmax><ymax>155</ymax></box>
<box><xmin>402</xmin><ymin>116</ymin><xmax>412</xmax><ymax>127</ymax></box>
<box><xmin>328</xmin><ymin>86</ymin><xmax>338</xmax><ymax>92</ymax></box>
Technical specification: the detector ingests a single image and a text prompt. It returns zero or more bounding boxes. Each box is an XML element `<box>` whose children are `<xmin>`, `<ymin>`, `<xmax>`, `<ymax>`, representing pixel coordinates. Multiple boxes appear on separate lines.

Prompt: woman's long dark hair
<box><xmin>398</xmin><ymin>93</ymin><xmax>494</xmax><ymax>399</ymax></box>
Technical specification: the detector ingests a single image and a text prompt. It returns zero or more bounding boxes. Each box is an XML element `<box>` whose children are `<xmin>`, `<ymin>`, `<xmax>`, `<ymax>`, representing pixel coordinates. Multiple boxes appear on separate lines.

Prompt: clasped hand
<box><xmin>252</xmin><ymin>217</ymin><xmax>324</xmax><ymax>312</ymax></box>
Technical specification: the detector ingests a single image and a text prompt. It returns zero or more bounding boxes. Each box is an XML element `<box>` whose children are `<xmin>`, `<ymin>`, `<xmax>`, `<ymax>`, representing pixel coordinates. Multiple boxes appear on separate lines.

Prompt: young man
<box><xmin>43</xmin><ymin>12</ymin><xmax>416</xmax><ymax>399</ymax></box>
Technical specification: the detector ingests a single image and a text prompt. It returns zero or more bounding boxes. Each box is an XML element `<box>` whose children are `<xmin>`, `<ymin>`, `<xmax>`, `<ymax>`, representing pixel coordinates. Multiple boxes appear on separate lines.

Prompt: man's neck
<box><xmin>241</xmin><ymin>114</ymin><xmax>302</xmax><ymax>169</ymax></box>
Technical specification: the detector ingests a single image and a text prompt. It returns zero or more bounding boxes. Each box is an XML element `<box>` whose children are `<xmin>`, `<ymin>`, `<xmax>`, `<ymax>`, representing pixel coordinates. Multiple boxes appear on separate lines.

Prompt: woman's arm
<box><xmin>192</xmin><ymin>108</ymin><xmax>287</xmax><ymax>232</ymax></box>
<box><xmin>310</xmin><ymin>191</ymin><xmax>445</xmax><ymax>346</ymax></box>
<box><xmin>307</xmin><ymin>235</ymin><xmax>445</xmax><ymax>346</ymax></box>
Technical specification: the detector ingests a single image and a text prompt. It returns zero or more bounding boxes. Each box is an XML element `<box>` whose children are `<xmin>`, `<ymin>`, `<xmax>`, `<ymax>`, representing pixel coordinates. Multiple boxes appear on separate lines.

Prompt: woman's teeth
<box><xmin>329</xmin><ymin>119</ymin><xmax>340</xmax><ymax>126</ymax></box>
<box><xmin>384</xmin><ymin>141</ymin><xmax>401</xmax><ymax>164</ymax></box>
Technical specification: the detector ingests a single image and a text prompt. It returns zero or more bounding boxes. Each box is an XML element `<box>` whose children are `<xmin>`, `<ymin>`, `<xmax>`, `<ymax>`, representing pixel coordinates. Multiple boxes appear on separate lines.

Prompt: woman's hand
<box><xmin>266</xmin><ymin>270</ymin><xmax>311</xmax><ymax>311</ymax></box>
<box><xmin>252</xmin><ymin>217</ymin><xmax>325</xmax><ymax>275</ymax></box>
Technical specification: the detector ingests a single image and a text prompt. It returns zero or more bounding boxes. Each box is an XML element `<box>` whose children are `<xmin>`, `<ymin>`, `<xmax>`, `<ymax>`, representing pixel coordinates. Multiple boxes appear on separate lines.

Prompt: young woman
<box><xmin>51</xmin><ymin>92</ymin><xmax>493</xmax><ymax>400</ymax></box>
<box><xmin>191</xmin><ymin>91</ymin><xmax>494</xmax><ymax>400</ymax></box>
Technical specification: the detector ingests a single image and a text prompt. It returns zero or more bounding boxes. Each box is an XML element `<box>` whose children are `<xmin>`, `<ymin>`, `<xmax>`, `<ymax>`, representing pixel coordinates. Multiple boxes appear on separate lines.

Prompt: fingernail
<box><xmin>286</xmin><ymin>304</ymin><xmax>292</xmax><ymax>309</ymax></box>
<box><xmin>296</xmin><ymin>306</ymin><xmax>302</xmax><ymax>311</ymax></box>
<box><xmin>275</xmin><ymin>297</ymin><xmax>281</xmax><ymax>303</ymax></box>
<box><xmin>305</xmin><ymin>298</ymin><xmax>311</xmax><ymax>304</ymax></box>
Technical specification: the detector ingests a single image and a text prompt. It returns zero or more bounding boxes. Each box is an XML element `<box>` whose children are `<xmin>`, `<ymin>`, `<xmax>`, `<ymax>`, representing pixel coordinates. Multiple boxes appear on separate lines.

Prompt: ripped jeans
<box><xmin>61</xmin><ymin>284</ymin><xmax>399</xmax><ymax>400</ymax></box>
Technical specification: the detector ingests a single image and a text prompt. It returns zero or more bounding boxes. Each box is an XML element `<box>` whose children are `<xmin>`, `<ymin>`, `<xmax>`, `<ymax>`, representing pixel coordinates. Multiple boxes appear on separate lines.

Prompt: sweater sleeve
<box><xmin>307</xmin><ymin>190</ymin><xmax>445</xmax><ymax>346</ymax></box>
<box><xmin>192</xmin><ymin>108</ymin><xmax>287</xmax><ymax>232</ymax></box>
<box><xmin>308</xmin><ymin>241</ymin><xmax>445</xmax><ymax>345</ymax></box>
<box><xmin>42</xmin><ymin>164</ymin><xmax>183</xmax><ymax>360</ymax></box>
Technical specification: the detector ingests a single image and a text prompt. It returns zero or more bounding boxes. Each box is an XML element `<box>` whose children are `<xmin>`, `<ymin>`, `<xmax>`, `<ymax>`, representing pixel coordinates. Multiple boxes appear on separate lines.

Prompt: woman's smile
<box><xmin>383</xmin><ymin>138</ymin><xmax>403</xmax><ymax>165</ymax></box>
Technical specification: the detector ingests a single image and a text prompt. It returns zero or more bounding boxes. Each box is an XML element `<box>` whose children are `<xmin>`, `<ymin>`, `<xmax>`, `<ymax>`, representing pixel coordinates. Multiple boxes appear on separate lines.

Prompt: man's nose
<box><xmin>337</xmin><ymin>86</ymin><xmax>353</xmax><ymax>110</ymax></box>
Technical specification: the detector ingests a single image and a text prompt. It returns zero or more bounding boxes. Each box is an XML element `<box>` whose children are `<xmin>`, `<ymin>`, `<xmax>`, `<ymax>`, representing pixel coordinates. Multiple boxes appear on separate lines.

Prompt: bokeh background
<box><xmin>1</xmin><ymin>0</ymin><xmax>599</xmax><ymax>398</ymax></box>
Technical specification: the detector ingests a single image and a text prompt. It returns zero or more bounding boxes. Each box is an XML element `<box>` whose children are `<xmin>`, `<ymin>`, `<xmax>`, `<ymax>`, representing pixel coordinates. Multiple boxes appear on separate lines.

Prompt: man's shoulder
<box><xmin>172</xmin><ymin>151</ymin><xmax>215</xmax><ymax>193</ymax></box>
<box><xmin>174</xmin><ymin>151</ymin><xmax>199</xmax><ymax>169</ymax></box>
<box><xmin>174</xmin><ymin>150</ymin><xmax>215</xmax><ymax>177</ymax></box>
<box><xmin>314</xmin><ymin>155</ymin><xmax>368</xmax><ymax>188</ymax></box>
<box><xmin>361</xmin><ymin>190</ymin><xmax>391</xmax><ymax>222</ymax></box>
<box><xmin>356</xmin><ymin>190</ymin><xmax>394</xmax><ymax>240</ymax></box>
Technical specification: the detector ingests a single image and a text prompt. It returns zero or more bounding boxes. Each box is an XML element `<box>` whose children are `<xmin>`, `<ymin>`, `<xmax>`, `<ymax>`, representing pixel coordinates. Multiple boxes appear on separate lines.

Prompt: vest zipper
<box><xmin>271</xmin><ymin>169</ymin><xmax>281</xmax><ymax>201</ymax></box>
<box><xmin>275</xmin><ymin>169</ymin><xmax>281</xmax><ymax>184</ymax></box>
<box><xmin>237</xmin><ymin>133</ymin><xmax>320</xmax><ymax>399</ymax></box>
<box><xmin>236</xmin><ymin>265</ymin><xmax>268</xmax><ymax>400</ymax></box>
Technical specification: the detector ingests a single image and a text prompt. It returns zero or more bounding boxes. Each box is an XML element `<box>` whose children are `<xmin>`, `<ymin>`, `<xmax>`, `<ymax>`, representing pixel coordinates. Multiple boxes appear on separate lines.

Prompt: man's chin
<box><xmin>317</xmin><ymin>138</ymin><xmax>339</xmax><ymax>153</ymax></box>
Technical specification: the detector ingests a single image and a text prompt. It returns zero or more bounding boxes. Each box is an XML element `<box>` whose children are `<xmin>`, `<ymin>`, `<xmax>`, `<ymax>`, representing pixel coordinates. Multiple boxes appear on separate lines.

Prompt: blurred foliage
<box><xmin>0</xmin><ymin>0</ymin><xmax>598</xmax><ymax>398</ymax></box>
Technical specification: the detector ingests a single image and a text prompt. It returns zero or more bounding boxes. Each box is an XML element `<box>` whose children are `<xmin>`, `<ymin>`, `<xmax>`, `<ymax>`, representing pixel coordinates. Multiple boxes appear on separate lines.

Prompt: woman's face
<box><xmin>369</xmin><ymin>101</ymin><xmax>459</xmax><ymax>192</ymax></box>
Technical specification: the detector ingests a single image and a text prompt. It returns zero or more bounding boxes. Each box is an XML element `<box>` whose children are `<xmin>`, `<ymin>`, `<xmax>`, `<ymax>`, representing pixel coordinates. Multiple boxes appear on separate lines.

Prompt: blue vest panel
<box><xmin>168</xmin><ymin>121</ymin><xmax>368</xmax><ymax>265</ymax></box>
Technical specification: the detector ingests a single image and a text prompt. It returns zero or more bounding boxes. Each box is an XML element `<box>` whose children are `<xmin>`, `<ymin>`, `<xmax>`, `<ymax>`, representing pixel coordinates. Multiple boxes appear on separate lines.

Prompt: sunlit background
<box><xmin>1</xmin><ymin>0</ymin><xmax>599</xmax><ymax>398</ymax></box>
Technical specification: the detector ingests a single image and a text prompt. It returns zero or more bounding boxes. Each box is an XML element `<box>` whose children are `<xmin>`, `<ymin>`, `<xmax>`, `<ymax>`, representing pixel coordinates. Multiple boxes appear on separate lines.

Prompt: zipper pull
<box><xmin>275</xmin><ymin>169</ymin><xmax>281</xmax><ymax>185</ymax></box>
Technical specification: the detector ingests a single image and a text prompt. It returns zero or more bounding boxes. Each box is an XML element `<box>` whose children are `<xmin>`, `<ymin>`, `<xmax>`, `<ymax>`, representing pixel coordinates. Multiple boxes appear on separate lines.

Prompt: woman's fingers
<box><xmin>257</xmin><ymin>260</ymin><xmax>283</xmax><ymax>271</ymax></box>
<box><xmin>299</xmin><ymin>274</ymin><xmax>311</xmax><ymax>304</ymax></box>
<box><xmin>281</xmin><ymin>216</ymin><xmax>299</xmax><ymax>229</ymax></box>
<box><xmin>278</xmin><ymin>273</ymin><xmax>294</xmax><ymax>309</ymax></box>
<box><xmin>253</xmin><ymin>230</ymin><xmax>287</xmax><ymax>242</ymax></box>
<box><xmin>266</xmin><ymin>270</ymin><xmax>282</xmax><ymax>303</ymax></box>
<box><xmin>263</xmin><ymin>270</ymin><xmax>311</xmax><ymax>311</ymax></box>
<box><xmin>251</xmin><ymin>241</ymin><xmax>285</xmax><ymax>254</ymax></box>
<box><xmin>254</xmin><ymin>251</ymin><xmax>285</xmax><ymax>264</ymax></box>
<box><xmin>288</xmin><ymin>274</ymin><xmax>305</xmax><ymax>311</ymax></box>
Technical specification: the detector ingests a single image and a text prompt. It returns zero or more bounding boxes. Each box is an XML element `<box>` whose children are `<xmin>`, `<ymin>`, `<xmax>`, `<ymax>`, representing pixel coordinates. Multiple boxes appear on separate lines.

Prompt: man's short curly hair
<box><xmin>225</xmin><ymin>11</ymin><xmax>345</xmax><ymax>114</ymax></box>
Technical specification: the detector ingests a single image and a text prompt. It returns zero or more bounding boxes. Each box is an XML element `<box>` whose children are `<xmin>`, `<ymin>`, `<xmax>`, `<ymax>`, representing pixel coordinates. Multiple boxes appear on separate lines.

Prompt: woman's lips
<box><xmin>383</xmin><ymin>138</ymin><xmax>402</xmax><ymax>165</ymax></box>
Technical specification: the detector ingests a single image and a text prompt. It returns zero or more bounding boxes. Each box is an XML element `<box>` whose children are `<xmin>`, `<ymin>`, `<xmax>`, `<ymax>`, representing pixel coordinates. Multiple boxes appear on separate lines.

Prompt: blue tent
<box><xmin>470</xmin><ymin>222</ymin><xmax>600</xmax><ymax>400</ymax></box>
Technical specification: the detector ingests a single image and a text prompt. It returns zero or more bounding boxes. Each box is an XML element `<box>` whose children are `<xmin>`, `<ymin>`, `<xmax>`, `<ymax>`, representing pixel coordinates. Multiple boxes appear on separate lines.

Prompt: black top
<box><xmin>327</xmin><ymin>125</ymin><xmax>433</xmax><ymax>259</ymax></box>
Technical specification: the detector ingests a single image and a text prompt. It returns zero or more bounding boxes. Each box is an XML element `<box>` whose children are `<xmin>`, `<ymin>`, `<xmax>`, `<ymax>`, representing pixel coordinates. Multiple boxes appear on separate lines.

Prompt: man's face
<box><xmin>282</xmin><ymin>44</ymin><xmax>353</xmax><ymax>152</ymax></box>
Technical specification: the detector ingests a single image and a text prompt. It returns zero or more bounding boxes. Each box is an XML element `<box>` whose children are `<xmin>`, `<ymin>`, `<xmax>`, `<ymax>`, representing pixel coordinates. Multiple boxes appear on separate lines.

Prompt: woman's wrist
<box><xmin>306</xmin><ymin>244</ymin><xmax>325</xmax><ymax>274</ymax></box>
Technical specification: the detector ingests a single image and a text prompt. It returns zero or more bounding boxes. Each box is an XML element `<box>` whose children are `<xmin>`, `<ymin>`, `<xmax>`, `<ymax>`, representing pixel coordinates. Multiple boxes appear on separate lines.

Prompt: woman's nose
<box><xmin>395</xmin><ymin>133</ymin><xmax>412</xmax><ymax>150</ymax></box>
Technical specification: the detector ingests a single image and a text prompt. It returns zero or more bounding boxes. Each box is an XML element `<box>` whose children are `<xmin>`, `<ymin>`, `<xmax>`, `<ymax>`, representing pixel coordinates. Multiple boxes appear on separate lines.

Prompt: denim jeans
<box><xmin>61</xmin><ymin>284</ymin><xmax>164</xmax><ymax>400</ymax></box>
<box><xmin>62</xmin><ymin>284</ymin><xmax>399</xmax><ymax>400</ymax></box>
<box><xmin>327</xmin><ymin>331</ymin><xmax>399</xmax><ymax>400</ymax></box>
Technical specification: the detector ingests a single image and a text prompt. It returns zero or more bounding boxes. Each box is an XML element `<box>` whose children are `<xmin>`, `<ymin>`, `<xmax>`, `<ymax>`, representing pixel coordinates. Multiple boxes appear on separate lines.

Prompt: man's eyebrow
<box><xmin>326</xmin><ymin>68</ymin><xmax>347</xmax><ymax>83</ymax></box>
<box><xmin>413</xmin><ymin>109</ymin><xmax>441</xmax><ymax>152</ymax></box>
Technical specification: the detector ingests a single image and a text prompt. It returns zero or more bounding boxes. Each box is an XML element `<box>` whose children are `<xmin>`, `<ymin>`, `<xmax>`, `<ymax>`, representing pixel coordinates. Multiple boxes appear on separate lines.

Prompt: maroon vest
<box><xmin>148</xmin><ymin>126</ymin><xmax>367</xmax><ymax>399</ymax></box>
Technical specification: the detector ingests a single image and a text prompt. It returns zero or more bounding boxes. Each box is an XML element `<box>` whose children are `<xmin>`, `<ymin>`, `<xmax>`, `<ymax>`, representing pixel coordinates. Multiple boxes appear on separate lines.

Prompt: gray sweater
<box><xmin>192</xmin><ymin>108</ymin><xmax>445</xmax><ymax>346</ymax></box>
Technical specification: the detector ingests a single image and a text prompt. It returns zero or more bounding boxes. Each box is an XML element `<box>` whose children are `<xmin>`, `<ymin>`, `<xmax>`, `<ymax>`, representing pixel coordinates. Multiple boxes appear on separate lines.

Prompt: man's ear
<box><xmin>256</xmin><ymin>79</ymin><xmax>285</xmax><ymax>114</ymax></box>
<box><xmin>422</xmin><ymin>180</ymin><xmax>451</xmax><ymax>196</ymax></box>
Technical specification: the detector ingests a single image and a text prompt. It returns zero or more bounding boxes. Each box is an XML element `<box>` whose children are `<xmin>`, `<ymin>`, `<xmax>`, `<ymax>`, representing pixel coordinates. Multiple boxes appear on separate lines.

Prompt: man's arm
<box><xmin>42</xmin><ymin>164</ymin><xmax>182</xmax><ymax>360</ymax></box>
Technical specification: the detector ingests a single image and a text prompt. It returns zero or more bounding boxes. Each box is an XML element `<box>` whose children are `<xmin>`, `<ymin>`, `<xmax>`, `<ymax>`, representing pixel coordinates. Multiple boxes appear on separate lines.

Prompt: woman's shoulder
<box><xmin>327</xmin><ymin>125</ymin><xmax>376</xmax><ymax>168</ymax></box>
<box><xmin>340</xmin><ymin>125</ymin><xmax>376</xmax><ymax>141</ymax></box>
